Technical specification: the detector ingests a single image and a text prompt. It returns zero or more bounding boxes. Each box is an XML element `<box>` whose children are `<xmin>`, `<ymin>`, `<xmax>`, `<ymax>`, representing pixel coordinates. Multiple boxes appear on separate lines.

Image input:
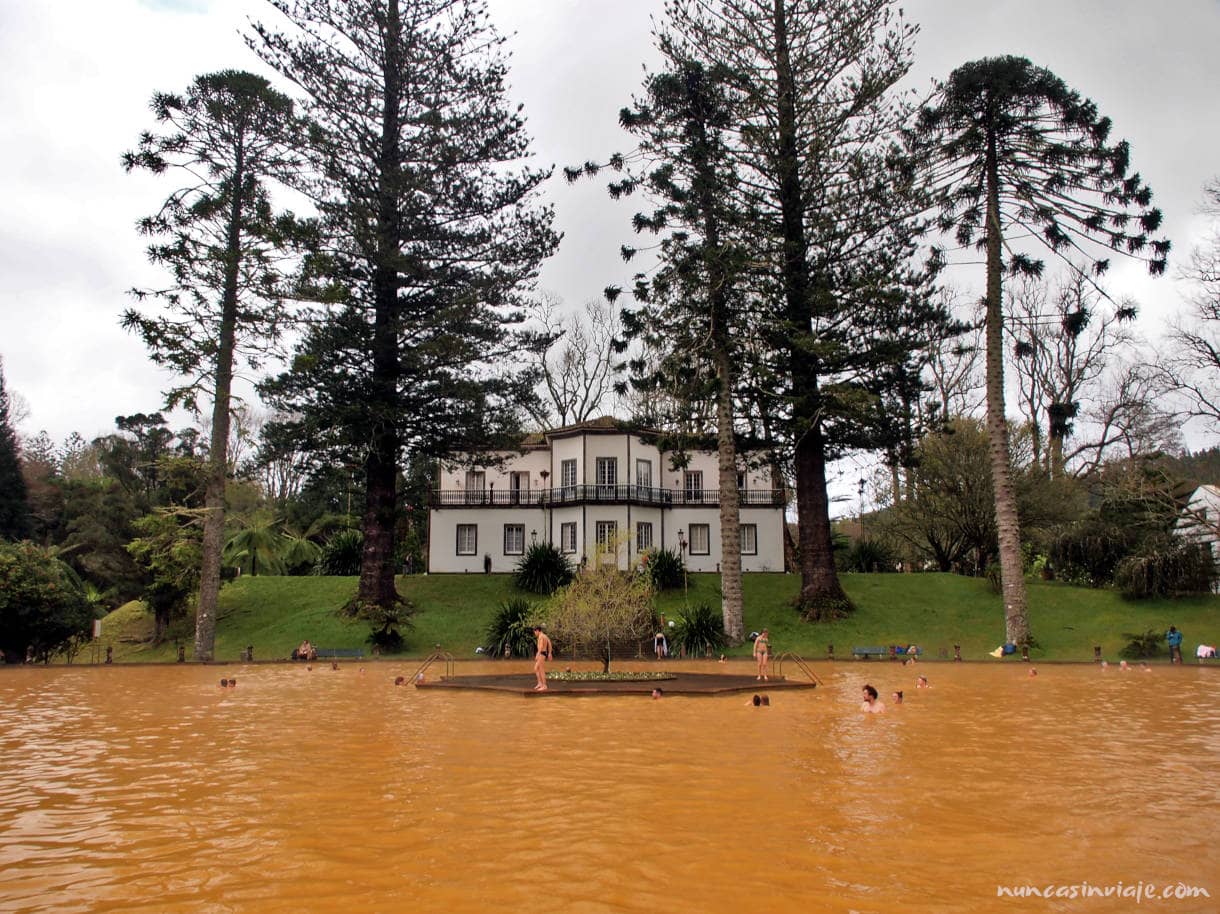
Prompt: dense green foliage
<box><xmin>1114</xmin><ymin>538</ymin><xmax>1217</xmax><ymax>599</ymax></box>
<box><xmin>483</xmin><ymin>597</ymin><xmax>538</xmax><ymax>659</ymax></box>
<box><xmin>0</xmin><ymin>359</ymin><xmax>30</xmax><ymax>541</ymax></box>
<box><xmin>0</xmin><ymin>541</ymin><xmax>93</xmax><ymax>662</ymax></box>
<box><xmin>669</xmin><ymin>602</ymin><xmax>728</xmax><ymax>658</ymax></box>
<box><xmin>545</xmin><ymin>562</ymin><xmax>655</xmax><ymax>670</ymax></box>
<box><xmin>316</xmin><ymin>529</ymin><xmax>364</xmax><ymax>576</ymax></box>
<box><xmin>643</xmin><ymin>547</ymin><xmax>686</xmax><ymax>591</ymax></box>
<box><xmin>513</xmin><ymin>542</ymin><xmax>573</xmax><ymax>595</ymax></box>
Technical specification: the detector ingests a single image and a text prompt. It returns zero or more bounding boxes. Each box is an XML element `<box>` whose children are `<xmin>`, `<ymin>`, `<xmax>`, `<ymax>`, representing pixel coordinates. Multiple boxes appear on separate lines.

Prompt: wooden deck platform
<box><xmin>416</xmin><ymin>671</ymin><xmax>818</xmax><ymax>696</ymax></box>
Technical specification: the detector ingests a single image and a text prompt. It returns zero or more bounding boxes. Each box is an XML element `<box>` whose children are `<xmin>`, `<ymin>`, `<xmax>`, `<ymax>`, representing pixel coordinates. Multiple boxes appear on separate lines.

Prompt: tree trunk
<box><xmin>194</xmin><ymin>141</ymin><xmax>245</xmax><ymax>662</ymax></box>
<box><xmin>984</xmin><ymin>129</ymin><xmax>1031</xmax><ymax>645</ymax></box>
<box><xmin>714</xmin><ymin>347</ymin><xmax>744</xmax><ymax>643</ymax></box>
<box><xmin>771</xmin><ymin>0</ymin><xmax>850</xmax><ymax>617</ymax></box>
<box><xmin>357</xmin><ymin>0</ymin><xmax>403</xmax><ymax>610</ymax></box>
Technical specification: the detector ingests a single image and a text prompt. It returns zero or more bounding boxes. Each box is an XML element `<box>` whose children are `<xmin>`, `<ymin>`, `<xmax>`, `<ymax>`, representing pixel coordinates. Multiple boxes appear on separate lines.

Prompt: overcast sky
<box><xmin>2</xmin><ymin>0</ymin><xmax>1217</xmax><ymax>480</ymax></box>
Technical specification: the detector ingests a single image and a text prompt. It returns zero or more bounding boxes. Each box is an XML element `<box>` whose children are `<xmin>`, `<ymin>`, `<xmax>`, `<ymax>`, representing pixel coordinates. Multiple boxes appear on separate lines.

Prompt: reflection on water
<box><xmin>0</xmin><ymin>662</ymin><xmax>1216</xmax><ymax>913</ymax></box>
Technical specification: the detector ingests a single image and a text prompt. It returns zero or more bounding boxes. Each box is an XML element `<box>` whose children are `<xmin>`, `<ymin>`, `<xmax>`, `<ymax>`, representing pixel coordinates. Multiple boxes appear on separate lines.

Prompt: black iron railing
<box><xmin>429</xmin><ymin>485</ymin><xmax>784</xmax><ymax>508</ymax></box>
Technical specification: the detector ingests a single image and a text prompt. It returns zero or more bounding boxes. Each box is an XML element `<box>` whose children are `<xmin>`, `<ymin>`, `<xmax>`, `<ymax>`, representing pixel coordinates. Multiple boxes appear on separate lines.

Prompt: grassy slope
<box><xmin>96</xmin><ymin>572</ymin><xmax>1219</xmax><ymax>663</ymax></box>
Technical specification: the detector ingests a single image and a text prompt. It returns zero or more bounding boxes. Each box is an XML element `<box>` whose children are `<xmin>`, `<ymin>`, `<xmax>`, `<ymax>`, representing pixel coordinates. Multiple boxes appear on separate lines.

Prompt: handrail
<box><xmin>774</xmin><ymin>651</ymin><xmax>821</xmax><ymax>686</ymax></box>
<box><xmin>429</xmin><ymin>485</ymin><xmax>785</xmax><ymax>508</ymax></box>
<box><xmin>411</xmin><ymin>648</ymin><xmax>454</xmax><ymax>684</ymax></box>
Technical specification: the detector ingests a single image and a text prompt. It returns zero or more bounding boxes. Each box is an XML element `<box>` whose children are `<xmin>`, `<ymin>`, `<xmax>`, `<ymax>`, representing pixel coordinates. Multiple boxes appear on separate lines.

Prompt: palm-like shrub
<box><xmin>484</xmin><ymin>597</ymin><xmax>537</xmax><ymax>658</ymax></box>
<box><xmin>643</xmin><ymin>547</ymin><xmax>687</xmax><ymax>591</ymax></box>
<box><xmin>316</xmin><ymin>529</ymin><xmax>364</xmax><ymax>576</ymax></box>
<box><xmin>670</xmin><ymin>603</ymin><xmax>727</xmax><ymax>659</ymax></box>
<box><xmin>514</xmin><ymin>542</ymin><xmax>573</xmax><ymax>595</ymax></box>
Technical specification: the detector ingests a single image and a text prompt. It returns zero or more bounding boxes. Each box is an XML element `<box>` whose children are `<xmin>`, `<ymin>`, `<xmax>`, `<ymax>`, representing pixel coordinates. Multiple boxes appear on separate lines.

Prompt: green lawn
<box><xmin>92</xmin><ymin>571</ymin><xmax>1218</xmax><ymax>663</ymax></box>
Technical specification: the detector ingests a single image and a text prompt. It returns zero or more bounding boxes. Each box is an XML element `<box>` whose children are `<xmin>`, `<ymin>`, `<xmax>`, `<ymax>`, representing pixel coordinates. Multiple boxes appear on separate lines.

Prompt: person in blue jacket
<box><xmin>1166</xmin><ymin>626</ymin><xmax>1183</xmax><ymax>664</ymax></box>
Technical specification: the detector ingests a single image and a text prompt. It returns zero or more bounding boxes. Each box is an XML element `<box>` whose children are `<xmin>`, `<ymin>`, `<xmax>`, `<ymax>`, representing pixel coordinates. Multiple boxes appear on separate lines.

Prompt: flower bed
<box><xmin>546</xmin><ymin>670</ymin><xmax>674</xmax><ymax>682</ymax></box>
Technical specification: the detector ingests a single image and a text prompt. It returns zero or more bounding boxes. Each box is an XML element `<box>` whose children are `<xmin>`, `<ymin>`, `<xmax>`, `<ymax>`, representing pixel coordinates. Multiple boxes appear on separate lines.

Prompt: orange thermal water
<box><xmin>0</xmin><ymin>661</ymin><xmax>1216</xmax><ymax>913</ymax></box>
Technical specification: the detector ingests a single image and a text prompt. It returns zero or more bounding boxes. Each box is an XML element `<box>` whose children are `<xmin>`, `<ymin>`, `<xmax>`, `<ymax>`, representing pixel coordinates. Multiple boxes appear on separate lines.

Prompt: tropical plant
<box><xmin>513</xmin><ymin>542</ymin><xmax>573</xmax><ymax>595</ymax></box>
<box><xmin>643</xmin><ymin>547</ymin><xmax>687</xmax><ymax>591</ymax></box>
<box><xmin>670</xmin><ymin>603</ymin><xmax>728</xmax><ymax>659</ymax></box>
<box><xmin>842</xmin><ymin>539</ymin><xmax>896</xmax><ymax>574</ymax></box>
<box><xmin>223</xmin><ymin>515</ymin><xmax>286</xmax><ymax>577</ymax></box>
<box><xmin>316</xmin><ymin>529</ymin><xmax>364</xmax><ymax>576</ymax></box>
<box><xmin>484</xmin><ymin>597</ymin><xmax>538</xmax><ymax>659</ymax></box>
<box><xmin>912</xmin><ymin>55</ymin><xmax>1170</xmax><ymax>645</ymax></box>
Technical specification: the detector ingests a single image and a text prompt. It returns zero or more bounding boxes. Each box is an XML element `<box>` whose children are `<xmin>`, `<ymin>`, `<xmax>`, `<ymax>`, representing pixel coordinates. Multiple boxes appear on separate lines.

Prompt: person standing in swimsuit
<box><xmin>754</xmin><ymin>628</ymin><xmax>770</xmax><ymax>680</ymax></box>
<box><xmin>533</xmin><ymin>625</ymin><xmax>553</xmax><ymax>691</ymax></box>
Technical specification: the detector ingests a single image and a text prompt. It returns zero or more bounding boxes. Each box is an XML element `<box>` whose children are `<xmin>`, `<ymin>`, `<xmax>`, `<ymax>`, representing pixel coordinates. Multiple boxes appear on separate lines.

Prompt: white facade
<box><xmin>427</xmin><ymin>419</ymin><xmax>785</xmax><ymax>574</ymax></box>
<box><xmin>1179</xmin><ymin>484</ymin><xmax>1220</xmax><ymax>589</ymax></box>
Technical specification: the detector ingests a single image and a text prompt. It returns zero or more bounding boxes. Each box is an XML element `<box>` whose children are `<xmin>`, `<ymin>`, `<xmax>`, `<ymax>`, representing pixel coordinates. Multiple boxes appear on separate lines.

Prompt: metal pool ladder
<box><xmin>410</xmin><ymin>646</ymin><xmax>455</xmax><ymax>683</ymax></box>
<box><xmin>774</xmin><ymin>651</ymin><xmax>822</xmax><ymax>686</ymax></box>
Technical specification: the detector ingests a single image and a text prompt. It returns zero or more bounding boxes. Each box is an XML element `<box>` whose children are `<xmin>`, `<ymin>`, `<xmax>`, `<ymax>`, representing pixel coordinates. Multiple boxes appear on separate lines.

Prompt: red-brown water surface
<box><xmin>0</xmin><ymin>661</ymin><xmax>1216</xmax><ymax>913</ymax></box>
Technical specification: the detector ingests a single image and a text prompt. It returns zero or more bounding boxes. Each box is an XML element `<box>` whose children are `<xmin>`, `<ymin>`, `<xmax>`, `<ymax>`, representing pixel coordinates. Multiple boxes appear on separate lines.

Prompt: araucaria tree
<box><xmin>601</xmin><ymin>52</ymin><xmax>752</xmax><ymax>643</ymax></box>
<box><xmin>912</xmin><ymin>56</ymin><xmax>1169</xmax><ymax>644</ymax></box>
<box><xmin>252</xmin><ymin>0</ymin><xmax>558</xmax><ymax>611</ymax></box>
<box><xmin>124</xmin><ymin>71</ymin><xmax>303</xmax><ymax>661</ymax></box>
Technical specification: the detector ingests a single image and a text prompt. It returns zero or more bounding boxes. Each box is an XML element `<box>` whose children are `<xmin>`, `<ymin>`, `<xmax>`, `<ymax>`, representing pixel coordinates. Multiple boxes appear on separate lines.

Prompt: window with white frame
<box><xmin>595</xmin><ymin>520</ymin><xmax>617</xmax><ymax>552</ymax></box>
<box><xmin>636</xmin><ymin>458</ymin><xmax>652</xmax><ymax>489</ymax></box>
<box><xmin>689</xmin><ymin>523</ymin><xmax>710</xmax><ymax>555</ymax></box>
<box><xmin>740</xmin><ymin>524</ymin><xmax>757</xmax><ymax>555</ymax></box>
<box><xmin>636</xmin><ymin>521</ymin><xmax>653</xmax><ymax>552</ymax></box>
<box><xmin>504</xmin><ymin>524</ymin><xmax>525</xmax><ymax>555</ymax></box>
<box><xmin>465</xmin><ymin>470</ymin><xmax>485</xmax><ymax>497</ymax></box>
<box><xmin>684</xmin><ymin>470</ymin><xmax>703</xmax><ymax>502</ymax></box>
<box><xmin>560</xmin><ymin>522</ymin><xmax>577</xmax><ymax>554</ymax></box>
<box><xmin>596</xmin><ymin>456</ymin><xmax>617</xmax><ymax>495</ymax></box>
<box><xmin>560</xmin><ymin>459</ymin><xmax>577</xmax><ymax>489</ymax></box>
<box><xmin>456</xmin><ymin>524</ymin><xmax>477</xmax><ymax>555</ymax></box>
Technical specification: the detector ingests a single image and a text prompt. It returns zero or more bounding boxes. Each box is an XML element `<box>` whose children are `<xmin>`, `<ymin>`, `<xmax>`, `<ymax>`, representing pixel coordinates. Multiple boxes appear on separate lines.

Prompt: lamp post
<box><xmin>677</xmin><ymin>528</ymin><xmax>688</xmax><ymax>602</ymax></box>
<box><xmin>858</xmin><ymin>477</ymin><xmax>866</xmax><ymax>541</ymax></box>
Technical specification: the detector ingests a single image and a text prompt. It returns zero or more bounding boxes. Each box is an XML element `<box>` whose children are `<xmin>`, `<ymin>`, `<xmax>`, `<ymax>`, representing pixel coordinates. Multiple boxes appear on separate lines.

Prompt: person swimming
<box><xmin>861</xmin><ymin>684</ymin><xmax>885</xmax><ymax>713</ymax></box>
<box><xmin>916</xmin><ymin>676</ymin><xmax>929</xmax><ymax>688</ymax></box>
<box><xmin>892</xmin><ymin>690</ymin><xmax>903</xmax><ymax>705</ymax></box>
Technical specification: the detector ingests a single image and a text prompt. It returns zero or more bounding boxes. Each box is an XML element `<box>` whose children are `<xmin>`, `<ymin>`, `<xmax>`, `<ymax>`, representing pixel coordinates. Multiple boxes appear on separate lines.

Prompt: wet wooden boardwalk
<box><xmin>416</xmin><ymin>671</ymin><xmax>818</xmax><ymax>696</ymax></box>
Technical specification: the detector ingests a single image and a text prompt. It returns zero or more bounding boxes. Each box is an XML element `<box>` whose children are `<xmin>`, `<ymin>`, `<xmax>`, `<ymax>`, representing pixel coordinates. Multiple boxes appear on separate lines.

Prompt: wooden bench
<box><xmin>315</xmin><ymin>648</ymin><xmax>364</xmax><ymax>660</ymax></box>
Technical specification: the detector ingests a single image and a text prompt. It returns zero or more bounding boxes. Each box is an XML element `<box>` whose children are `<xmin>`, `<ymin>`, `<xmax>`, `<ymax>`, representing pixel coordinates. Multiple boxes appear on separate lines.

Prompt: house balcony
<box><xmin>429</xmin><ymin>485</ymin><xmax>785</xmax><ymax>508</ymax></box>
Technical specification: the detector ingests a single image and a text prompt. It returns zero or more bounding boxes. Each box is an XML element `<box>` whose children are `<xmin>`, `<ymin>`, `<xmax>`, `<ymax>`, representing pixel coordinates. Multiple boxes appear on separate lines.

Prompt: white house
<box><xmin>1179</xmin><ymin>484</ymin><xmax>1220</xmax><ymax>589</ymax></box>
<box><xmin>427</xmin><ymin>417</ymin><xmax>786</xmax><ymax>574</ymax></box>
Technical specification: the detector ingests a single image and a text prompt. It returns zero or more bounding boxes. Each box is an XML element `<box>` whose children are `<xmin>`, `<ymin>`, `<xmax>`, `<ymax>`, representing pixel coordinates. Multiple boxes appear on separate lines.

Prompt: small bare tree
<box><xmin>1160</xmin><ymin>179</ymin><xmax>1220</xmax><ymax>438</ymax></box>
<box><xmin>526</xmin><ymin>293</ymin><xmax>619</xmax><ymax>429</ymax></box>
<box><xmin>1009</xmin><ymin>270</ymin><xmax>1136</xmax><ymax>477</ymax></box>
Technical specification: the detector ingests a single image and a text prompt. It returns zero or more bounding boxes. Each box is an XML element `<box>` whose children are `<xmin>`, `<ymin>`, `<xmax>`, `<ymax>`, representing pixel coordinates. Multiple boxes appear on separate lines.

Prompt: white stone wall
<box><xmin>428</xmin><ymin>506</ymin><xmax>546</xmax><ymax>573</ymax></box>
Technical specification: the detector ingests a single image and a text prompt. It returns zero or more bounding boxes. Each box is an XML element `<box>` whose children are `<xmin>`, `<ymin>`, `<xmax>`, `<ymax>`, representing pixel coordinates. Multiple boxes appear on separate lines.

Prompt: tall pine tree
<box><xmin>656</xmin><ymin>0</ymin><xmax>940</xmax><ymax>619</ymax></box>
<box><xmin>123</xmin><ymin>71</ymin><xmax>303</xmax><ymax>660</ymax></box>
<box><xmin>0</xmin><ymin>357</ymin><xmax>31</xmax><ymax>541</ymax></box>
<box><xmin>251</xmin><ymin>0</ymin><xmax>558</xmax><ymax>609</ymax></box>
